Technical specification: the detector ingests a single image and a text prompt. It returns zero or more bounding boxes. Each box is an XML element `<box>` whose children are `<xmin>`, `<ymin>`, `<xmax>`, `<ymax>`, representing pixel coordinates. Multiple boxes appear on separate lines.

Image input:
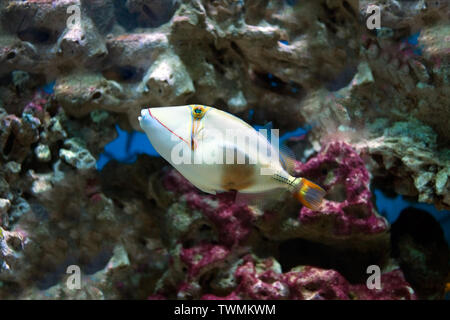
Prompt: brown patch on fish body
<box><xmin>221</xmin><ymin>163</ymin><xmax>256</xmax><ymax>191</ymax></box>
<box><xmin>217</xmin><ymin>145</ymin><xmax>257</xmax><ymax>191</ymax></box>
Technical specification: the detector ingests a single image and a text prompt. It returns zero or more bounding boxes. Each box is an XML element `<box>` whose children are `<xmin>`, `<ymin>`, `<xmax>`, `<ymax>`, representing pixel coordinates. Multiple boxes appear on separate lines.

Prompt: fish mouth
<box><xmin>140</xmin><ymin>108</ymin><xmax>152</xmax><ymax>121</ymax></box>
<box><xmin>139</xmin><ymin>108</ymin><xmax>159</xmax><ymax>126</ymax></box>
<box><xmin>145</xmin><ymin>108</ymin><xmax>166</xmax><ymax>129</ymax></box>
<box><xmin>141</xmin><ymin>108</ymin><xmax>190</xmax><ymax>146</ymax></box>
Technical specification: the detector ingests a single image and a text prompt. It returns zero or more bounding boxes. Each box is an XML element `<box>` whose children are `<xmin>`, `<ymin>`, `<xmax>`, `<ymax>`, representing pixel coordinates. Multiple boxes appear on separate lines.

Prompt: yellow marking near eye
<box><xmin>190</xmin><ymin>105</ymin><xmax>210</xmax><ymax>150</ymax></box>
<box><xmin>191</xmin><ymin>105</ymin><xmax>208</xmax><ymax>119</ymax></box>
<box><xmin>191</xmin><ymin>118</ymin><xmax>198</xmax><ymax>150</ymax></box>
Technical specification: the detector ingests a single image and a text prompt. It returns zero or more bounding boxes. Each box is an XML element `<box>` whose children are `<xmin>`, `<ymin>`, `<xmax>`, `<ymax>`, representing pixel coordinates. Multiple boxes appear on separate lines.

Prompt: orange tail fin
<box><xmin>294</xmin><ymin>178</ymin><xmax>326</xmax><ymax>211</ymax></box>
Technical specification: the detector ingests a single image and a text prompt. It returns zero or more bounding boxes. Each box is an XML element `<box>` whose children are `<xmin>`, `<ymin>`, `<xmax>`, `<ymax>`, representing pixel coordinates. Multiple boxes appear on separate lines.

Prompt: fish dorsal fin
<box><xmin>261</xmin><ymin>121</ymin><xmax>273</xmax><ymax>130</ymax></box>
<box><xmin>254</xmin><ymin>122</ymin><xmax>296</xmax><ymax>173</ymax></box>
<box><xmin>279</xmin><ymin>143</ymin><xmax>296</xmax><ymax>175</ymax></box>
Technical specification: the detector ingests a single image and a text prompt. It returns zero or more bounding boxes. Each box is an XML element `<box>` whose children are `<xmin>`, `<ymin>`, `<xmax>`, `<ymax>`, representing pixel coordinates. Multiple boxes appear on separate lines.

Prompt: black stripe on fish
<box><xmin>272</xmin><ymin>173</ymin><xmax>297</xmax><ymax>188</ymax></box>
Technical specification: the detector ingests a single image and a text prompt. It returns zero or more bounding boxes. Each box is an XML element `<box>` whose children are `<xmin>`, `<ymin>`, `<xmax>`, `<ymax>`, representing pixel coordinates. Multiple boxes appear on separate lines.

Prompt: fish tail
<box><xmin>293</xmin><ymin>178</ymin><xmax>326</xmax><ymax>211</ymax></box>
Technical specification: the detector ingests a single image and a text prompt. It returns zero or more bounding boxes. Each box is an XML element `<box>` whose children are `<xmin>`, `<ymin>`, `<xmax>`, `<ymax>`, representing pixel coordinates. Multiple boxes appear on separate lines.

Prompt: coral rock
<box><xmin>59</xmin><ymin>138</ymin><xmax>97</xmax><ymax>170</ymax></box>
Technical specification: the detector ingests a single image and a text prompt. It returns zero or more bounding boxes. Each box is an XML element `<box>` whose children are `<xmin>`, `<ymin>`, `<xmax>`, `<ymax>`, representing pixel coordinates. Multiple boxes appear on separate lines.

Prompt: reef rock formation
<box><xmin>143</xmin><ymin>141</ymin><xmax>397</xmax><ymax>299</ymax></box>
<box><xmin>0</xmin><ymin>0</ymin><xmax>448</xmax><ymax>300</ymax></box>
<box><xmin>391</xmin><ymin>207</ymin><xmax>450</xmax><ymax>300</ymax></box>
<box><xmin>1</xmin><ymin>0</ymin><xmax>447</xmax><ymax>210</ymax></box>
<box><xmin>202</xmin><ymin>256</ymin><xmax>416</xmax><ymax>300</ymax></box>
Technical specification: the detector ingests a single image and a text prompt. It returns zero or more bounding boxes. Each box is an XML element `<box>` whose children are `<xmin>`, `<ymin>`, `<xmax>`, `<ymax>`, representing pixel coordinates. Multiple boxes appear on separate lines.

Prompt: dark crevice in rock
<box><xmin>278</xmin><ymin>238</ymin><xmax>388</xmax><ymax>284</ymax></box>
<box><xmin>343</xmin><ymin>203</ymin><xmax>370</xmax><ymax>219</ymax></box>
<box><xmin>251</xmin><ymin>70</ymin><xmax>305</xmax><ymax>98</ymax></box>
<box><xmin>81</xmin><ymin>247</ymin><xmax>114</xmax><ymax>275</ymax></box>
<box><xmin>18</xmin><ymin>27</ymin><xmax>54</xmax><ymax>44</ymax></box>
<box><xmin>342</xmin><ymin>1</ymin><xmax>356</xmax><ymax>17</ymax></box>
<box><xmin>324</xmin><ymin>64</ymin><xmax>358</xmax><ymax>91</ymax></box>
<box><xmin>325</xmin><ymin>183</ymin><xmax>347</xmax><ymax>202</ymax></box>
<box><xmin>112</xmin><ymin>0</ymin><xmax>140</xmax><ymax>31</ymax></box>
<box><xmin>3</xmin><ymin>131</ymin><xmax>15</xmax><ymax>157</ymax></box>
<box><xmin>391</xmin><ymin>207</ymin><xmax>450</xmax><ymax>299</ymax></box>
<box><xmin>102</xmin><ymin>65</ymin><xmax>144</xmax><ymax>83</ymax></box>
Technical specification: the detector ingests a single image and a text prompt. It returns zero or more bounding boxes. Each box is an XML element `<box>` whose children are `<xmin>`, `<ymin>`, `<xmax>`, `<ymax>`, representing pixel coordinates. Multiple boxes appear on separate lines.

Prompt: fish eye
<box><xmin>192</xmin><ymin>105</ymin><xmax>207</xmax><ymax>119</ymax></box>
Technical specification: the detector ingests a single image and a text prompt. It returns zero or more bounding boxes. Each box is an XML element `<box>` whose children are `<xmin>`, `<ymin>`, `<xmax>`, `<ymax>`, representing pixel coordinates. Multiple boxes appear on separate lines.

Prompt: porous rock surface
<box><xmin>0</xmin><ymin>0</ymin><xmax>448</xmax><ymax>299</ymax></box>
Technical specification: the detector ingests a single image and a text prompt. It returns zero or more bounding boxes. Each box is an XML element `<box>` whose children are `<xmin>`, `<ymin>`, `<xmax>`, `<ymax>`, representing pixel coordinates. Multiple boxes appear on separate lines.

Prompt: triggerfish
<box><xmin>138</xmin><ymin>105</ymin><xmax>326</xmax><ymax>210</ymax></box>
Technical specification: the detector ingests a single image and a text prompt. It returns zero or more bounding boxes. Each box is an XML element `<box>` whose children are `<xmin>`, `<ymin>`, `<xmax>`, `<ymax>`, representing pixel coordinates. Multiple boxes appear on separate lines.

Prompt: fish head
<box><xmin>139</xmin><ymin>106</ymin><xmax>193</xmax><ymax>159</ymax></box>
<box><xmin>139</xmin><ymin>106</ymin><xmax>194</xmax><ymax>142</ymax></box>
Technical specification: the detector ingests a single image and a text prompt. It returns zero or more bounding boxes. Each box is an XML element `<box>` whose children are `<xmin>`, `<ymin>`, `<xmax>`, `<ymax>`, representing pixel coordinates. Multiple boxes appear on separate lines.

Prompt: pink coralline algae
<box><xmin>350</xmin><ymin>269</ymin><xmax>417</xmax><ymax>300</ymax></box>
<box><xmin>22</xmin><ymin>91</ymin><xmax>52</xmax><ymax>122</ymax></box>
<box><xmin>163</xmin><ymin>170</ymin><xmax>256</xmax><ymax>247</ymax></box>
<box><xmin>145</xmin><ymin>140</ymin><xmax>406</xmax><ymax>300</ymax></box>
<box><xmin>201</xmin><ymin>256</ymin><xmax>416</xmax><ymax>300</ymax></box>
<box><xmin>232</xmin><ymin>256</ymin><xmax>349</xmax><ymax>300</ymax></box>
<box><xmin>147</xmin><ymin>294</ymin><xmax>167</xmax><ymax>300</ymax></box>
<box><xmin>0</xmin><ymin>0</ymin><xmax>447</xmax><ymax>301</ymax></box>
<box><xmin>162</xmin><ymin>141</ymin><xmax>388</xmax><ymax>244</ymax></box>
<box><xmin>294</xmin><ymin>141</ymin><xmax>388</xmax><ymax>236</ymax></box>
<box><xmin>180</xmin><ymin>243</ymin><xmax>230</xmax><ymax>277</ymax></box>
<box><xmin>202</xmin><ymin>292</ymin><xmax>241</xmax><ymax>300</ymax></box>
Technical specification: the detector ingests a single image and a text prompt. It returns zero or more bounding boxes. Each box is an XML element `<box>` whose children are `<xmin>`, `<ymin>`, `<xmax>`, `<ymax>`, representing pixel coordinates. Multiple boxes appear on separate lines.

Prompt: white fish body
<box><xmin>139</xmin><ymin>105</ymin><xmax>325</xmax><ymax>209</ymax></box>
